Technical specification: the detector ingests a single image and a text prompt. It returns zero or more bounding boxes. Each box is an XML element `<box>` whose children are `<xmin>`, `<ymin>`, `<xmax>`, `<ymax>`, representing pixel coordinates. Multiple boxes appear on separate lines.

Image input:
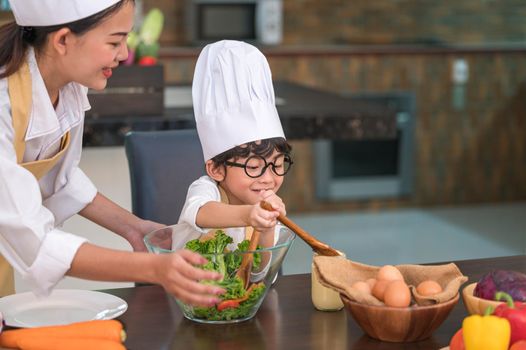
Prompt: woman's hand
<box><xmin>126</xmin><ymin>220</ymin><xmax>165</xmax><ymax>252</ymax></box>
<box><xmin>80</xmin><ymin>193</ymin><xmax>166</xmax><ymax>252</ymax></box>
<box><xmin>69</xmin><ymin>243</ymin><xmax>225</xmax><ymax>307</ymax></box>
<box><xmin>153</xmin><ymin>249</ymin><xmax>225</xmax><ymax>306</ymax></box>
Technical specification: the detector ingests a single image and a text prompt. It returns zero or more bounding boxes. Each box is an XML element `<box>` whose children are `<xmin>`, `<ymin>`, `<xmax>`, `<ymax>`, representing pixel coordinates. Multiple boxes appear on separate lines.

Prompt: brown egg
<box><xmin>366</xmin><ymin>278</ymin><xmax>376</xmax><ymax>290</ymax></box>
<box><xmin>416</xmin><ymin>280</ymin><xmax>443</xmax><ymax>296</ymax></box>
<box><xmin>372</xmin><ymin>279</ymin><xmax>389</xmax><ymax>301</ymax></box>
<box><xmin>377</xmin><ymin>265</ymin><xmax>404</xmax><ymax>282</ymax></box>
<box><xmin>383</xmin><ymin>280</ymin><xmax>411</xmax><ymax>308</ymax></box>
<box><xmin>351</xmin><ymin>281</ymin><xmax>371</xmax><ymax>295</ymax></box>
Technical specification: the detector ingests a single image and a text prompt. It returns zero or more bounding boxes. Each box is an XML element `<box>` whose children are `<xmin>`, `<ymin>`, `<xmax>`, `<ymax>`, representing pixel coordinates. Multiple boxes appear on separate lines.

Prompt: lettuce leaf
<box><xmin>185</xmin><ymin>230</ymin><xmax>267</xmax><ymax>321</ymax></box>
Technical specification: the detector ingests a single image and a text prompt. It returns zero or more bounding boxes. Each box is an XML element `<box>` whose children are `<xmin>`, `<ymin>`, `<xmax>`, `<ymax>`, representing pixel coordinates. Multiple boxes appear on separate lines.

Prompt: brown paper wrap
<box><xmin>312</xmin><ymin>256</ymin><xmax>468</xmax><ymax>306</ymax></box>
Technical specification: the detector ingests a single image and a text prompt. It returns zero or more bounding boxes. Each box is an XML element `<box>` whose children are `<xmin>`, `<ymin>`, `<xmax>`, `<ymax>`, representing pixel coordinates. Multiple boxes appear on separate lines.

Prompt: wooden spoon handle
<box><xmin>236</xmin><ymin>230</ymin><xmax>261</xmax><ymax>288</ymax></box>
<box><xmin>246</xmin><ymin>230</ymin><xmax>261</xmax><ymax>251</ymax></box>
<box><xmin>260</xmin><ymin>201</ymin><xmax>340</xmax><ymax>256</ymax></box>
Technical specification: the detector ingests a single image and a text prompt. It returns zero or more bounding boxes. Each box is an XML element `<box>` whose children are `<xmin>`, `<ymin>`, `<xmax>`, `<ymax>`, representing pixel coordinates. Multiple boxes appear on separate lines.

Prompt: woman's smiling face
<box><xmin>60</xmin><ymin>1</ymin><xmax>134</xmax><ymax>90</ymax></box>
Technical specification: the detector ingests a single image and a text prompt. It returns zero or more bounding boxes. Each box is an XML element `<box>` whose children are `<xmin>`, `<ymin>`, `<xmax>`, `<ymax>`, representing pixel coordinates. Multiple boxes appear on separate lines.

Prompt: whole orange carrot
<box><xmin>16</xmin><ymin>337</ymin><xmax>126</xmax><ymax>350</ymax></box>
<box><xmin>0</xmin><ymin>320</ymin><xmax>125</xmax><ymax>349</ymax></box>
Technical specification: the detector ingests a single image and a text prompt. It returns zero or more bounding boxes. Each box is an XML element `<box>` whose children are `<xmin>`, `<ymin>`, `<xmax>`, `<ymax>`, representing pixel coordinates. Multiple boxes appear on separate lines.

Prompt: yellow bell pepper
<box><xmin>462</xmin><ymin>313</ymin><xmax>510</xmax><ymax>350</ymax></box>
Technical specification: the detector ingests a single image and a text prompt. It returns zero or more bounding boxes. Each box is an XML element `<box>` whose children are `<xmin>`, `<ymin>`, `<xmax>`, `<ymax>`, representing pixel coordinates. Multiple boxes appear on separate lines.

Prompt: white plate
<box><xmin>0</xmin><ymin>289</ymin><xmax>127</xmax><ymax>328</ymax></box>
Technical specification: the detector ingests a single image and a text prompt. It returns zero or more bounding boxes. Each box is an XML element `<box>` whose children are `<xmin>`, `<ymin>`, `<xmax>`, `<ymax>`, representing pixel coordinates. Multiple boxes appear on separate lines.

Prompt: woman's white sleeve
<box><xmin>43</xmin><ymin>166</ymin><xmax>97</xmax><ymax>226</ymax></box>
<box><xmin>0</xmin><ymin>156</ymin><xmax>87</xmax><ymax>297</ymax></box>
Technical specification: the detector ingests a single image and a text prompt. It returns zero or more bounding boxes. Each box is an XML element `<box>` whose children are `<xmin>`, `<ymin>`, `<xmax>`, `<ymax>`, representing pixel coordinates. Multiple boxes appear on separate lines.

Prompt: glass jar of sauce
<box><xmin>311</xmin><ymin>252</ymin><xmax>345</xmax><ymax>311</ymax></box>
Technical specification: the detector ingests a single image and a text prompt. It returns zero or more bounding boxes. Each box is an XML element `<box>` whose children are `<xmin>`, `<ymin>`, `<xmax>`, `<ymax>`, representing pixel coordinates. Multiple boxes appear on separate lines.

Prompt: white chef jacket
<box><xmin>179</xmin><ymin>175</ymin><xmax>247</xmax><ymax>249</ymax></box>
<box><xmin>178</xmin><ymin>175</ymin><xmax>280</xmax><ymax>249</ymax></box>
<box><xmin>0</xmin><ymin>48</ymin><xmax>97</xmax><ymax>296</ymax></box>
<box><xmin>177</xmin><ymin>175</ymin><xmax>278</xmax><ymax>282</ymax></box>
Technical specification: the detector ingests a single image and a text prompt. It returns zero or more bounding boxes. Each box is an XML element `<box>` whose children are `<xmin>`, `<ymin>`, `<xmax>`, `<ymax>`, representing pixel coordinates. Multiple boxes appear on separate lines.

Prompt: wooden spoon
<box><xmin>236</xmin><ymin>229</ymin><xmax>261</xmax><ymax>289</ymax></box>
<box><xmin>260</xmin><ymin>201</ymin><xmax>341</xmax><ymax>256</ymax></box>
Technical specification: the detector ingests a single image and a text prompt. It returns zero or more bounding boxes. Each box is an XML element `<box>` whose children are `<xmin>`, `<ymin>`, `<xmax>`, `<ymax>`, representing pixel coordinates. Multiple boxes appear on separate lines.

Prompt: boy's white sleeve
<box><xmin>178</xmin><ymin>176</ymin><xmax>221</xmax><ymax>233</ymax></box>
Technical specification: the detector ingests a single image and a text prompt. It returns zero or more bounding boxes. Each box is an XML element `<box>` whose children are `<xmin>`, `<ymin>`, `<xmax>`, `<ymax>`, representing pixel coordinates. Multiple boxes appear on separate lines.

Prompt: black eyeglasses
<box><xmin>224</xmin><ymin>154</ymin><xmax>293</xmax><ymax>178</ymax></box>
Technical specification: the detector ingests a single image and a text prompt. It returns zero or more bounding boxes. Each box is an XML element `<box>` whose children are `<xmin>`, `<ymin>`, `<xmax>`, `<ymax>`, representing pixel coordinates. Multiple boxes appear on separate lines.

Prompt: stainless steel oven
<box><xmin>185</xmin><ymin>0</ymin><xmax>283</xmax><ymax>45</ymax></box>
<box><xmin>314</xmin><ymin>92</ymin><xmax>415</xmax><ymax>200</ymax></box>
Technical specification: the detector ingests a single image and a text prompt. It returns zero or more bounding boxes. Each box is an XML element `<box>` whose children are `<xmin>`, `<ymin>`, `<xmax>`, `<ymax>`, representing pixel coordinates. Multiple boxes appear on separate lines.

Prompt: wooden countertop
<box><xmin>107</xmin><ymin>255</ymin><xmax>526</xmax><ymax>349</ymax></box>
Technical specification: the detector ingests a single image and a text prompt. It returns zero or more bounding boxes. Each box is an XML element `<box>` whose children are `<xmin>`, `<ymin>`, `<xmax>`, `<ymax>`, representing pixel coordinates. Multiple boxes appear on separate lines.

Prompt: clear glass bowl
<box><xmin>144</xmin><ymin>224</ymin><xmax>295</xmax><ymax>324</ymax></box>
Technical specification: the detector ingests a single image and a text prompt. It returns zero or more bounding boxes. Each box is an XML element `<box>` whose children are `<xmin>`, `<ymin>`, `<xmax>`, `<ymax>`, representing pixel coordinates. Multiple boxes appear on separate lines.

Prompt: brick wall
<box><xmin>159</xmin><ymin>49</ymin><xmax>526</xmax><ymax>211</ymax></box>
<box><xmin>145</xmin><ymin>0</ymin><xmax>526</xmax><ymax>211</ymax></box>
<box><xmin>146</xmin><ymin>0</ymin><xmax>526</xmax><ymax>46</ymax></box>
<box><xmin>2</xmin><ymin>1</ymin><xmax>526</xmax><ymax>45</ymax></box>
<box><xmin>3</xmin><ymin>2</ymin><xmax>524</xmax><ymax>211</ymax></box>
<box><xmin>283</xmin><ymin>0</ymin><xmax>526</xmax><ymax>45</ymax></box>
<box><xmin>271</xmin><ymin>52</ymin><xmax>526</xmax><ymax>210</ymax></box>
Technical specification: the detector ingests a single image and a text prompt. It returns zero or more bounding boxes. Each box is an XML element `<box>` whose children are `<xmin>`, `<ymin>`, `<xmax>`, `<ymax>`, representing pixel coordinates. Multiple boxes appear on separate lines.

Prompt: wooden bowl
<box><xmin>462</xmin><ymin>282</ymin><xmax>504</xmax><ymax>315</ymax></box>
<box><xmin>341</xmin><ymin>293</ymin><xmax>459</xmax><ymax>342</ymax></box>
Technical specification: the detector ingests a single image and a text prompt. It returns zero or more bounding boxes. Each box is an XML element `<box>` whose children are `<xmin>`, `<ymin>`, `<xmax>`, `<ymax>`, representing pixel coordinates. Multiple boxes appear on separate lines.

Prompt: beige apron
<box><xmin>0</xmin><ymin>61</ymin><xmax>71</xmax><ymax>297</ymax></box>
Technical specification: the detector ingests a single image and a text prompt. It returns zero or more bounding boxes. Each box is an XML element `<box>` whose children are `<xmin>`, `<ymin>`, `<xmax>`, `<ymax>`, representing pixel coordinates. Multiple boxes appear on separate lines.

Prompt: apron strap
<box><xmin>7</xmin><ymin>60</ymin><xmax>71</xmax><ymax>180</ymax></box>
<box><xmin>7</xmin><ymin>61</ymin><xmax>32</xmax><ymax>164</ymax></box>
<box><xmin>21</xmin><ymin>132</ymin><xmax>71</xmax><ymax>179</ymax></box>
<box><xmin>0</xmin><ymin>256</ymin><xmax>14</xmax><ymax>297</ymax></box>
<box><xmin>1</xmin><ymin>59</ymin><xmax>71</xmax><ymax>296</ymax></box>
<box><xmin>218</xmin><ymin>185</ymin><xmax>254</xmax><ymax>240</ymax></box>
<box><xmin>0</xmin><ymin>62</ymin><xmax>34</xmax><ymax>297</ymax></box>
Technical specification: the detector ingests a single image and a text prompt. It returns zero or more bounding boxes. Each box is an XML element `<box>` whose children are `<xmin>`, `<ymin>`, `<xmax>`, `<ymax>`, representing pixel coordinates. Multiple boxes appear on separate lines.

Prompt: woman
<box><xmin>0</xmin><ymin>0</ymin><xmax>223</xmax><ymax>306</ymax></box>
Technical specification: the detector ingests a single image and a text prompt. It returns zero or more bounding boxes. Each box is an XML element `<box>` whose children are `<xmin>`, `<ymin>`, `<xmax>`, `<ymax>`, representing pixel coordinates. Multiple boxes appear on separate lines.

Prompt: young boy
<box><xmin>177</xmin><ymin>40</ymin><xmax>293</xmax><ymax>252</ymax></box>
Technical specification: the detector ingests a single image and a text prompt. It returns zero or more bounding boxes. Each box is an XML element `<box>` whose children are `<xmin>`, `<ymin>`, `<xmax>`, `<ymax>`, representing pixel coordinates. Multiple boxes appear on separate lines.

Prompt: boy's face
<box><xmin>209</xmin><ymin>149</ymin><xmax>287</xmax><ymax>205</ymax></box>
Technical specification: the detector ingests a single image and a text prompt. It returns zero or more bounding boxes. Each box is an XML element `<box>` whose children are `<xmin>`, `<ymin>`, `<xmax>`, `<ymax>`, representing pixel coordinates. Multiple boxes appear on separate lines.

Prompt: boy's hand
<box><xmin>247</xmin><ymin>190</ymin><xmax>286</xmax><ymax>231</ymax></box>
<box><xmin>261</xmin><ymin>190</ymin><xmax>286</xmax><ymax>217</ymax></box>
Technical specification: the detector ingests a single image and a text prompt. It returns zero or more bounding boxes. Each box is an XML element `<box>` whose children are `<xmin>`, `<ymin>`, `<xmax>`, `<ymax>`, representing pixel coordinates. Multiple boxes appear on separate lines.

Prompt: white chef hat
<box><xmin>8</xmin><ymin>0</ymin><xmax>121</xmax><ymax>26</ymax></box>
<box><xmin>192</xmin><ymin>40</ymin><xmax>285</xmax><ymax>161</ymax></box>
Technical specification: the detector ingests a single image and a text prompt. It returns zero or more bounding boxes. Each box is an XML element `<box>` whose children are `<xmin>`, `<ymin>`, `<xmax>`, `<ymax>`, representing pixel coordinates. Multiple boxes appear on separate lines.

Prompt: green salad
<box><xmin>185</xmin><ymin>230</ymin><xmax>267</xmax><ymax>321</ymax></box>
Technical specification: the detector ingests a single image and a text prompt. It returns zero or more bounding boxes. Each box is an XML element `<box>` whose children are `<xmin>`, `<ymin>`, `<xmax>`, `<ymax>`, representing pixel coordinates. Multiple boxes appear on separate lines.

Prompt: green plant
<box><xmin>124</xmin><ymin>8</ymin><xmax>164</xmax><ymax>65</ymax></box>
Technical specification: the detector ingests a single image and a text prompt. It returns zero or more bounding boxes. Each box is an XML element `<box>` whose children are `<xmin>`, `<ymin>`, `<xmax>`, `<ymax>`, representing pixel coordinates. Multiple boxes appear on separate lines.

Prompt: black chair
<box><xmin>124</xmin><ymin>129</ymin><xmax>205</xmax><ymax>225</ymax></box>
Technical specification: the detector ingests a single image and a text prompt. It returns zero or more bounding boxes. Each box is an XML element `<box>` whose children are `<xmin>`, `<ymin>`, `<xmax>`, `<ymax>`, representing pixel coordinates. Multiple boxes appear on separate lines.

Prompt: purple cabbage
<box><xmin>474</xmin><ymin>270</ymin><xmax>526</xmax><ymax>301</ymax></box>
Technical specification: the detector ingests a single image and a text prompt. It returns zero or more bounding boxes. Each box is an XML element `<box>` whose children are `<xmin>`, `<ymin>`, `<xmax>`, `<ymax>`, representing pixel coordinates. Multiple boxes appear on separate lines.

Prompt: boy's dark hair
<box><xmin>210</xmin><ymin>137</ymin><xmax>292</xmax><ymax>168</ymax></box>
<box><xmin>0</xmin><ymin>0</ymin><xmax>133</xmax><ymax>79</ymax></box>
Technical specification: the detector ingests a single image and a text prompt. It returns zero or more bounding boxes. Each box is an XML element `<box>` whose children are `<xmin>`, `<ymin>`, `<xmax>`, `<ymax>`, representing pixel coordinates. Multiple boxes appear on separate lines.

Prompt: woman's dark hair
<box><xmin>210</xmin><ymin>137</ymin><xmax>292</xmax><ymax>168</ymax></box>
<box><xmin>0</xmin><ymin>0</ymin><xmax>132</xmax><ymax>79</ymax></box>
